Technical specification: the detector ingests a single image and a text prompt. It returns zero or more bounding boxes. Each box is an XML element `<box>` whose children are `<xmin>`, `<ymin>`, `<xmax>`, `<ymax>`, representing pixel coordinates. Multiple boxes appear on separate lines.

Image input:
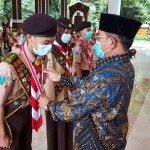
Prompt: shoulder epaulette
<box><xmin>2</xmin><ymin>52</ymin><xmax>18</xmax><ymax>64</ymax></box>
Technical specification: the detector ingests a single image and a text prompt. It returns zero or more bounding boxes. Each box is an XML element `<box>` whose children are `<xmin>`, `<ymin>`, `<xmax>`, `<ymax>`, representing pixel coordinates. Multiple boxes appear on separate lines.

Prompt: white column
<box><xmin>108</xmin><ymin>0</ymin><xmax>122</xmax><ymax>15</ymax></box>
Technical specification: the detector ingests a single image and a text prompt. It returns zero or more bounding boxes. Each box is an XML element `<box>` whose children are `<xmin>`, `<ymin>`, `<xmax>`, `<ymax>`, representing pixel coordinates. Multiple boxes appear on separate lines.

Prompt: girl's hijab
<box><xmin>55</xmin><ymin>27</ymin><xmax>67</xmax><ymax>50</ymax></box>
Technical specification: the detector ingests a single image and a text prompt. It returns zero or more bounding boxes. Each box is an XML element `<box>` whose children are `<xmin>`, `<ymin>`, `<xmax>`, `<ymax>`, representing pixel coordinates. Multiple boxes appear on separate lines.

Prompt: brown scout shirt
<box><xmin>0</xmin><ymin>42</ymin><xmax>35</xmax><ymax>105</ymax></box>
<box><xmin>44</xmin><ymin>46</ymin><xmax>68</xmax><ymax>102</ymax></box>
<box><xmin>74</xmin><ymin>38</ymin><xmax>99</xmax><ymax>70</ymax></box>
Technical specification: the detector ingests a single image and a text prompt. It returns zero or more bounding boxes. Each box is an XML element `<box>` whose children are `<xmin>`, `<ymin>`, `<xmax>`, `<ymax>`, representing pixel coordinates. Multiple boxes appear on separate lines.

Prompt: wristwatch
<box><xmin>45</xmin><ymin>101</ymin><xmax>51</xmax><ymax>111</ymax></box>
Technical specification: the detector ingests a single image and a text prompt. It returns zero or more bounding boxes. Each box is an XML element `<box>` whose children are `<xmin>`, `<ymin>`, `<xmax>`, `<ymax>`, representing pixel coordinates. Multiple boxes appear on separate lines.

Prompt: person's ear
<box><xmin>109</xmin><ymin>37</ymin><xmax>117</xmax><ymax>49</ymax></box>
<box><xmin>26</xmin><ymin>34</ymin><xmax>33</xmax><ymax>42</ymax></box>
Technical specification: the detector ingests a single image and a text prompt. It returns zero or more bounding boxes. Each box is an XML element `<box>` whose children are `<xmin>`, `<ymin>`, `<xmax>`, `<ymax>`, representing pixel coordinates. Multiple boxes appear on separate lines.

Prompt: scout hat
<box><xmin>57</xmin><ymin>17</ymin><xmax>74</xmax><ymax>29</ymax></box>
<box><xmin>99</xmin><ymin>13</ymin><xmax>142</xmax><ymax>39</ymax></box>
<box><xmin>22</xmin><ymin>13</ymin><xmax>57</xmax><ymax>37</ymax></box>
<box><xmin>76</xmin><ymin>21</ymin><xmax>91</xmax><ymax>32</ymax></box>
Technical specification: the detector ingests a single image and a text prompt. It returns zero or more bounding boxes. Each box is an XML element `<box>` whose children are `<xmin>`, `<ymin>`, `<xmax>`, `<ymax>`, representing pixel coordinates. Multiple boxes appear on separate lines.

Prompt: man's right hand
<box><xmin>0</xmin><ymin>134</ymin><xmax>11</xmax><ymax>148</ymax></box>
<box><xmin>43</xmin><ymin>67</ymin><xmax>61</xmax><ymax>82</ymax></box>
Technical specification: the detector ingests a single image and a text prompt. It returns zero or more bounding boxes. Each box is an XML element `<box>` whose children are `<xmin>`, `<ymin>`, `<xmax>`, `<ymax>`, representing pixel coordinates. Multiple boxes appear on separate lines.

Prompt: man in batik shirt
<box><xmin>38</xmin><ymin>13</ymin><xmax>142</xmax><ymax>150</ymax></box>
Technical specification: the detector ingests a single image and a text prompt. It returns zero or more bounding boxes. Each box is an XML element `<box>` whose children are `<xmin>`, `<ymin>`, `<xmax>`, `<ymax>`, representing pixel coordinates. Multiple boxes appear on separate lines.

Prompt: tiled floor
<box><xmin>1</xmin><ymin>40</ymin><xmax>150</xmax><ymax>150</ymax></box>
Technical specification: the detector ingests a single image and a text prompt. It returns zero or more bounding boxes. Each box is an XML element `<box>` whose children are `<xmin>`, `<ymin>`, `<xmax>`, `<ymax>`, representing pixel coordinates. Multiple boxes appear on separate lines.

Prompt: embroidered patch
<box><xmin>48</xmin><ymin>58</ymin><xmax>51</xmax><ymax>62</ymax></box>
<box><xmin>75</xmin><ymin>50</ymin><xmax>79</xmax><ymax>55</ymax></box>
<box><xmin>6</xmin><ymin>77</ymin><xmax>12</xmax><ymax>81</ymax></box>
<box><xmin>34</xmin><ymin>59</ymin><xmax>40</xmax><ymax>66</ymax></box>
<box><xmin>4</xmin><ymin>85</ymin><xmax>9</xmax><ymax>89</ymax></box>
<box><xmin>13</xmin><ymin>101</ymin><xmax>18</xmax><ymax>105</ymax></box>
<box><xmin>0</xmin><ymin>76</ymin><xmax>5</xmax><ymax>85</ymax></box>
<box><xmin>22</xmin><ymin>77</ymin><xmax>27</xmax><ymax>82</ymax></box>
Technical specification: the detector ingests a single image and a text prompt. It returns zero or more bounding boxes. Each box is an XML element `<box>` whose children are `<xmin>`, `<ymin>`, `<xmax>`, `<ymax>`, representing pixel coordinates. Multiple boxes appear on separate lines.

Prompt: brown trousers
<box><xmin>74</xmin><ymin>69</ymin><xmax>90</xmax><ymax>77</ymax></box>
<box><xmin>45</xmin><ymin>111</ymin><xmax>73</xmax><ymax>150</ymax></box>
<box><xmin>0</xmin><ymin>106</ymin><xmax>32</xmax><ymax>150</ymax></box>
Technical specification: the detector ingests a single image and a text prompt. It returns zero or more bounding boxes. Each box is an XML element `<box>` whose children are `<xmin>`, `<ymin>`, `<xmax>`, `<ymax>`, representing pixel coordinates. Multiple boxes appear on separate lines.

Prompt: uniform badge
<box><xmin>21</xmin><ymin>101</ymin><xmax>25</xmax><ymax>105</ymax></box>
<box><xmin>4</xmin><ymin>85</ymin><xmax>9</xmax><ymax>89</ymax></box>
<box><xmin>75</xmin><ymin>50</ymin><xmax>79</xmax><ymax>55</ymax></box>
<box><xmin>22</xmin><ymin>77</ymin><xmax>27</xmax><ymax>82</ymax></box>
<box><xmin>0</xmin><ymin>76</ymin><xmax>5</xmax><ymax>85</ymax></box>
<box><xmin>68</xmin><ymin>24</ymin><xmax>72</xmax><ymax>28</ymax></box>
<box><xmin>21</xmin><ymin>96</ymin><xmax>26</xmax><ymax>99</ymax></box>
<box><xmin>48</xmin><ymin>58</ymin><xmax>51</xmax><ymax>62</ymax></box>
<box><xmin>60</xmin><ymin>57</ymin><xmax>63</xmax><ymax>60</ymax></box>
<box><xmin>34</xmin><ymin>59</ymin><xmax>40</xmax><ymax>66</ymax></box>
<box><xmin>13</xmin><ymin>101</ymin><xmax>18</xmax><ymax>105</ymax></box>
<box><xmin>6</xmin><ymin>77</ymin><xmax>12</xmax><ymax>81</ymax></box>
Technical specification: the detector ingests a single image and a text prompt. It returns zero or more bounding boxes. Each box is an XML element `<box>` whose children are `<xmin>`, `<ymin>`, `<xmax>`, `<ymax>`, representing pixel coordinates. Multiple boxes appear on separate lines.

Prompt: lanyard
<box><xmin>20</xmin><ymin>43</ymin><xmax>42</xmax><ymax>94</ymax></box>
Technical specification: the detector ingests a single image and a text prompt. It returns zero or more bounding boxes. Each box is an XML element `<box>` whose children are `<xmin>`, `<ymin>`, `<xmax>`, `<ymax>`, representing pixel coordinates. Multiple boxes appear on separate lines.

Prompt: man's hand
<box><xmin>0</xmin><ymin>134</ymin><xmax>11</xmax><ymax>148</ymax></box>
<box><xmin>43</xmin><ymin>67</ymin><xmax>61</xmax><ymax>82</ymax></box>
<box><xmin>38</xmin><ymin>95</ymin><xmax>51</xmax><ymax>109</ymax></box>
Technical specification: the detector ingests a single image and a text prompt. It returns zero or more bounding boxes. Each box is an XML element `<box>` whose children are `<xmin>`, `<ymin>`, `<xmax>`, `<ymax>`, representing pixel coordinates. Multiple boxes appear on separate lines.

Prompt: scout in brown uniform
<box><xmin>0</xmin><ymin>28</ymin><xmax>3</xmax><ymax>56</ymax></box>
<box><xmin>74</xmin><ymin>21</ymin><xmax>96</xmax><ymax>77</ymax></box>
<box><xmin>44</xmin><ymin>17</ymin><xmax>73</xmax><ymax>150</ymax></box>
<box><xmin>16</xmin><ymin>29</ymin><xmax>27</xmax><ymax>44</ymax></box>
<box><xmin>0</xmin><ymin>14</ymin><xmax>57</xmax><ymax>150</ymax></box>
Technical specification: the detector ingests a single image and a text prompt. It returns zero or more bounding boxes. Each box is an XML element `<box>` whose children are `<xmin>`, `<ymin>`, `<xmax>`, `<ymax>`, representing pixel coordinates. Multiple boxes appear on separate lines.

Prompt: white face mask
<box><xmin>61</xmin><ymin>34</ymin><xmax>71</xmax><ymax>43</ymax></box>
<box><xmin>32</xmin><ymin>37</ymin><xmax>52</xmax><ymax>56</ymax></box>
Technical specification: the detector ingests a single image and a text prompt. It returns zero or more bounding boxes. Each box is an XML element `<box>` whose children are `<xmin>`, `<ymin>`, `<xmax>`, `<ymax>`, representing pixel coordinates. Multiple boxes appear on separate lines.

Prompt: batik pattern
<box><xmin>49</xmin><ymin>53</ymin><xmax>134</xmax><ymax>150</ymax></box>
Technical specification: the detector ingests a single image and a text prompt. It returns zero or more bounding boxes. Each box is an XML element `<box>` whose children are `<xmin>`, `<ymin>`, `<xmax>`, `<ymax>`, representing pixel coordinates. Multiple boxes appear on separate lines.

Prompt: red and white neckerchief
<box><xmin>53</xmin><ymin>41</ymin><xmax>72</xmax><ymax>93</ymax></box>
<box><xmin>20</xmin><ymin>43</ymin><xmax>42</xmax><ymax>132</ymax></box>
<box><xmin>78</xmin><ymin>38</ymin><xmax>92</xmax><ymax>72</ymax></box>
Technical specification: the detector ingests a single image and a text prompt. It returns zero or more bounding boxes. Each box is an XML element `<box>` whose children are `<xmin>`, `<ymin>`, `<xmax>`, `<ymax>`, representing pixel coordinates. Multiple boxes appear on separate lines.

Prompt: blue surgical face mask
<box><xmin>94</xmin><ymin>40</ymin><xmax>110</xmax><ymax>59</ymax></box>
<box><xmin>84</xmin><ymin>32</ymin><xmax>93</xmax><ymax>40</ymax></box>
<box><xmin>18</xmin><ymin>37</ymin><xmax>27</xmax><ymax>43</ymax></box>
<box><xmin>61</xmin><ymin>34</ymin><xmax>71</xmax><ymax>43</ymax></box>
<box><xmin>32</xmin><ymin>38</ymin><xmax>52</xmax><ymax>56</ymax></box>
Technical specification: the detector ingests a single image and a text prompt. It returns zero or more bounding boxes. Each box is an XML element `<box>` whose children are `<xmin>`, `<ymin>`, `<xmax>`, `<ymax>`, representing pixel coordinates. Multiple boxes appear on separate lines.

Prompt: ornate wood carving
<box><xmin>69</xmin><ymin>2</ymin><xmax>89</xmax><ymax>24</ymax></box>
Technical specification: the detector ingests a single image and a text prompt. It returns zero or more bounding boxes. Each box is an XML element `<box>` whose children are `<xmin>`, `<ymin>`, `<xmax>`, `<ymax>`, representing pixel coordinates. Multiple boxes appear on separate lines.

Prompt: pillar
<box><xmin>12</xmin><ymin>0</ymin><xmax>22</xmax><ymax>30</ymax></box>
<box><xmin>61</xmin><ymin>0</ymin><xmax>67</xmax><ymax>17</ymax></box>
<box><xmin>35</xmin><ymin>0</ymin><xmax>49</xmax><ymax>14</ymax></box>
<box><xmin>108</xmin><ymin>0</ymin><xmax>122</xmax><ymax>15</ymax></box>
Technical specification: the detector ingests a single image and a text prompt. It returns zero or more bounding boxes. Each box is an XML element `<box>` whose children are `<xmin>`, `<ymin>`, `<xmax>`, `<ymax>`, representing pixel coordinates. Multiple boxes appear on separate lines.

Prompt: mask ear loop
<box><xmin>101</xmin><ymin>38</ymin><xmax>111</xmax><ymax>56</ymax></box>
<box><xmin>29</xmin><ymin>36</ymin><xmax>39</xmax><ymax>51</ymax></box>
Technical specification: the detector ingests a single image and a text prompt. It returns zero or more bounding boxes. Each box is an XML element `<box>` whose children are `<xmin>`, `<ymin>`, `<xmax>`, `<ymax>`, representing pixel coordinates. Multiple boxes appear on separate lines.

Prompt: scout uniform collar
<box><xmin>24</xmin><ymin>41</ymin><xmax>36</xmax><ymax>63</ymax></box>
<box><xmin>96</xmin><ymin>53</ymin><xmax>130</xmax><ymax>68</ymax></box>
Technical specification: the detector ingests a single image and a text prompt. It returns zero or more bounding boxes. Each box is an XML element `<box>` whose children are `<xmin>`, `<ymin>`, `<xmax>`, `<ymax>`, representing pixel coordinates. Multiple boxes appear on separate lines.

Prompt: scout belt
<box><xmin>2</xmin><ymin>52</ymin><xmax>31</xmax><ymax>142</ymax></box>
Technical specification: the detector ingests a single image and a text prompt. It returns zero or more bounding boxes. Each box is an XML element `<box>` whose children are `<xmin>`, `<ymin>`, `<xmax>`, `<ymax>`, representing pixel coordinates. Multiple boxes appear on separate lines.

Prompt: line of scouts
<box><xmin>0</xmin><ymin>12</ymin><xmax>142</xmax><ymax>150</ymax></box>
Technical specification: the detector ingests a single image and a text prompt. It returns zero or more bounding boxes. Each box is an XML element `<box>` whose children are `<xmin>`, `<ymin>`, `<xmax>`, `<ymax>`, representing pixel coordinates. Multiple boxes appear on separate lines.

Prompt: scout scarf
<box><xmin>20</xmin><ymin>43</ymin><xmax>42</xmax><ymax>132</ymax></box>
<box><xmin>53</xmin><ymin>41</ymin><xmax>72</xmax><ymax>93</ymax></box>
<box><xmin>78</xmin><ymin>38</ymin><xmax>92</xmax><ymax>72</ymax></box>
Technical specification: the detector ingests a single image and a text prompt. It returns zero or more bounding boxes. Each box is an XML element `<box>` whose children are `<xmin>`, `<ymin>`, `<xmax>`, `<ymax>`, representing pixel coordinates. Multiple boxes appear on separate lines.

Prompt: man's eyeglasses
<box><xmin>94</xmin><ymin>35</ymin><xmax>119</xmax><ymax>42</ymax></box>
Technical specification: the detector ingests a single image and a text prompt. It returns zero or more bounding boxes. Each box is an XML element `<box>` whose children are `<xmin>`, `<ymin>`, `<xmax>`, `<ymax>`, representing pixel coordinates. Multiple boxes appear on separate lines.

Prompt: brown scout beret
<box><xmin>57</xmin><ymin>17</ymin><xmax>74</xmax><ymax>29</ymax></box>
<box><xmin>76</xmin><ymin>21</ymin><xmax>91</xmax><ymax>32</ymax></box>
<box><xmin>22</xmin><ymin>13</ymin><xmax>57</xmax><ymax>37</ymax></box>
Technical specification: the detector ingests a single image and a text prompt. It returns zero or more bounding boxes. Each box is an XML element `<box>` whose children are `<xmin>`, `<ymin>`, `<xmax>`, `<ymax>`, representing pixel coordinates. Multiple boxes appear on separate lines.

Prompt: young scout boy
<box><xmin>0</xmin><ymin>13</ymin><xmax>57</xmax><ymax>150</ymax></box>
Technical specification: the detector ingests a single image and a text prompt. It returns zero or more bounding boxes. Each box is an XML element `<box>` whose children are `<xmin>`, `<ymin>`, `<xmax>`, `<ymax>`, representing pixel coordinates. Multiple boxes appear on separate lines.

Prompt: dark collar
<box><xmin>96</xmin><ymin>53</ymin><xmax>130</xmax><ymax>68</ymax></box>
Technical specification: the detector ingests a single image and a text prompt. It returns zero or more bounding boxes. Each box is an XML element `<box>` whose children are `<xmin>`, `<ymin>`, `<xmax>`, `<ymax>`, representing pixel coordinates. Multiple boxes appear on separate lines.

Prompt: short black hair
<box><xmin>118</xmin><ymin>35</ymin><xmax>133</xmax><ymax>50</ymax></box>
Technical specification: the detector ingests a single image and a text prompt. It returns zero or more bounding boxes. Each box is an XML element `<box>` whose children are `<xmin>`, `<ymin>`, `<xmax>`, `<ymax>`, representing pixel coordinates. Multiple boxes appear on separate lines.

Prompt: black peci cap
<box><xmin>76</xmin><ymin>21</ymin><xmax>91</xmax><ymax>32</ymax></box>
<box><xmin>22</xmin><ymin>13</ymin><xmax>57</xmax><ymax>37</ymax></box>
<box><xmin>57</xmin><ymin>17</ymin><xmax>73</xmax><ymax>29</ymax></box>
<box><xmin>99</xmin><ymin>13</ymin><xmax>142</xmax><ymax>39</ymax></box>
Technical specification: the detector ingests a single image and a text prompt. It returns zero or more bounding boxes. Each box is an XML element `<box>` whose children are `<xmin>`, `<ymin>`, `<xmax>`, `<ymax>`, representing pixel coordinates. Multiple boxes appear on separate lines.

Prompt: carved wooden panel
<box><xmin>69</xmin><ymin>2</ymin><xmax>89</xmax><ymax>23</ymax></box>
